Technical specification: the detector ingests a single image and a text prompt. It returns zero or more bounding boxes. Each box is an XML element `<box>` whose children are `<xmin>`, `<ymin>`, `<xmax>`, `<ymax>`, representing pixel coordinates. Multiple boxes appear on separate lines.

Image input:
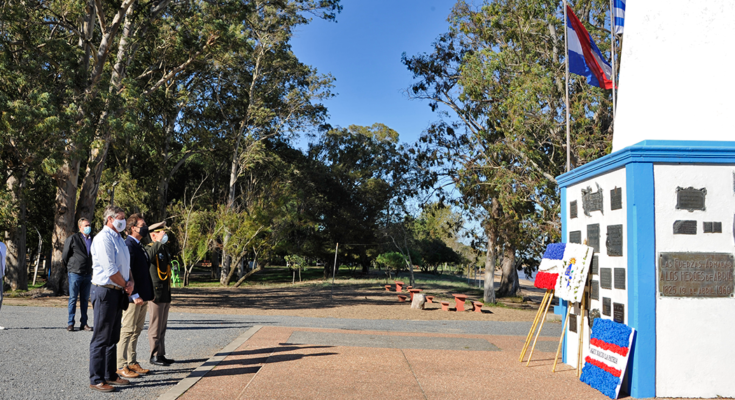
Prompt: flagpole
<box><xmin>563</xmin><ymin>0</ymin><xmax>571</xmax><ymax>173</ymax></box>
<box><xmin>609</xmin><ymin>0</ymin><xmax>617</xmax><ymax>118</ymax></box>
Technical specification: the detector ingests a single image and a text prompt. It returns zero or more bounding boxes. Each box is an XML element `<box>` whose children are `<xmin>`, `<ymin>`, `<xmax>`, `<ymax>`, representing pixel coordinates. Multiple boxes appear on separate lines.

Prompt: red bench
<box><xmin>472</xmin><ymin>301</ymin><xmax>483</xmax><ymax>313</ymax></box>
<box><xmin>425</xmin><ymin>296</ymin><xmax>434</xmax><ymax>304</ymax></box>
<box><xmin>452</xmin><ymin>294</ymin><xmax>469</xmax><ymax>312</ymax></box>
<box><xmin>397</xmin><ymin>295</ymin><xmax>408</xmax><ymax>302</ymax></box>
<box><xmin>441</xmin><ymin>301</ymin><xmax>450</xmax><ymax>311</ymax></box>
<box><xmin>395</xmin><ymin>281</ymin><xmax>405</xmax><ymax>292</ymax></box>
<box><xmin>384</xmin><ymin>285</ymin><xmax>391</xmax><ymax>291</ymax></box>
<box><xmin>408</xmin><ymin>288</ymin><xmax>422</xmax><ymax>301</ymax></box>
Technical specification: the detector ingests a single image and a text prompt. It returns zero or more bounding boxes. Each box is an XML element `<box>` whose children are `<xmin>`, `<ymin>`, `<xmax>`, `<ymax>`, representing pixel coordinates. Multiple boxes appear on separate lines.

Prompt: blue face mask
<box><xmin>82</xmin><ymin>227</ymin><xmax>91</xmax><ymax>235</ymax></box>
<box><xmin>160</xmin><ymin>234</ymin><xmax>169</xmax><ymax>245</ymax></box>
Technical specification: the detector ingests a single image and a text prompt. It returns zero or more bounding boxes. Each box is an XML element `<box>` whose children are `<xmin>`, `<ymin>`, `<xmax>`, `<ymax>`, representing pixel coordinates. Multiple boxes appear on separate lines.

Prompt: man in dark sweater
<box><xmin>116</xmin><ymin>213</ymin><xmax>155</xmax><ymax>378</ymax></box>
<box><xmin>62</xmin><ymin>218</ymin><xmax>94</xmax><ymax>332</ymax></box>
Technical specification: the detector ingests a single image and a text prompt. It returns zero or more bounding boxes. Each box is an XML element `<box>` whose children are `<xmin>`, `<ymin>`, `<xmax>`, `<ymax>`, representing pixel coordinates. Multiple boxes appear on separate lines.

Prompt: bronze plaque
<box><xmin>569</xmin><ymin>230</ymin><xmax>582</xmax><ymax>244</ymax></box>
<box><xmin>569</xmin><ymin>314</ymin><xmax>577</xmax><ymax>333</ymax></box>
<box><xmin>613</xmin><ymin>303</ymin><xmax>625</xmax><ymax>323</ymax></box>
<box><xmin>587</xmin><ymin>224</ymin><xmax>600</xmax><ymax>253</ymax></box>
<box><xmin>606</xmin><ymin>224</ymin><xmax>623</xmax><ymax>256</ymax></box>
<box><xmin>591</xmin><ymin>254</ymin><xmax>599</xmax><ymax>275</ymax></box>
<box><xmin>614</xmin><ymin>268</ymin><xmax>626</xmax><ymax>290</ymax></box>
<box><xmin>582</xmin><ymin>185</ymin><xmax>604</xmax><ymax>216</ymax></box>
<box><xmin>676</xmin><ymin>187</ymin><xmax>706</xmax><ymax>212</ymax></box>
<box><xmin>602</xmin><ymin>297</ymin><xmax>611</xmax><ymax>316</ymax></box>
<box><xmin>659</xmin><ymin>252</ymin><xmax>735</xmax><ymax>297</ymax></box>
<box><xmin>610</xmin><ymin>187</ymin><xmax>622</xmax><ymax>210</ymax></box>
<box><xmin>600</xmin><ymin>268</ymin><xmax>612</xmax><ymax>289</ymax></box>
<box><xmin>590</xmin><ymin>280</ymin><xmax>600</xmax><ymax>300</ymax></box>
<box><xmin>673</xmin><ymin>220</ymin><xmax>697</xmax><ymax>235</ymax></box>
<box><xmin>570</xmin><ymin>200</ymin><xmax>578</xmax><ymax>219</ymax></box>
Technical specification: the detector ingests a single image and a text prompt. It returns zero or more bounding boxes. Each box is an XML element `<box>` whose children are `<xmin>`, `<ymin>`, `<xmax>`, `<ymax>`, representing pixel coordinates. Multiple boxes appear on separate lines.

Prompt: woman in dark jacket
<box><xmin>145</xmin><ymin>222</ymin><xmax>174</xmax><ymax>366</ymax></box>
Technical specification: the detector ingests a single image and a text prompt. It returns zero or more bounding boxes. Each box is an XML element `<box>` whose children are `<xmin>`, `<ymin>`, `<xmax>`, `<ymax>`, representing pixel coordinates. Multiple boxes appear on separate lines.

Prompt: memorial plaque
<box><xmin>582</xmin><ymin>185</ymin><xmax>604</xmax><ymax>216</ymax></box>
<box><xmin>570</xmin><ymin>200</ymin><xmax>578</xmax><ymax>219</ymax></box>
<box><xmin>569</xmin><ymin>314</ymin><xmax>577</xmax><ymax>333</ymax></box>
<box><xmin>606</xmin><ymin>224</ymin><xmax>623</xmax><ymax>256</ymax></box>
<box><xmin>600</xmin><ymin>268</ymin><xmax>612</xmax><ymax>289</ymax></box>
<box><xmin>614</xmin><ymin>268</ymin><xmax>626</xmax><ymax>290</ymax></box>
<box><xmin>613</xmin><ymin>303</ymin><xmax>625</xmax><ymax>323</ymax></box>
<box><xmin>703</xmin><ymin>221</ymin><xmax>722</xmax><ymax>233</ymax></box>
<box><xmin>589</xmin><ymin>309</ymin><xmax>601</xmax><ymax>328</ymax></box>
<box><xmin>590</xmin><ymin>280</ymin><xmax>600</xmax><ymax>300</ymax></box>
<box><xmin>610</xmin><ymin>187</ymin><xmax>622</xmax><ymax>210</ymax></box>
<box><xmin>673</xmin><ymin>220</ymin><xmax>697</xmax><ymax>235</ymax></box>
<box><xmin>587</xmin><ymin>223</ymin><xmax>600</xmax><ymax>253</ymax></box>
<box><xmin>676</xmin><ymin>186</ymin><xmax>706</xmax><ymax>212</ymax></box>
<box><xmin>591</xmin><ymin>254</ymin><xmax>599</xmax><ymax>275</ymax></box>
<box><xmin>602</xmin><ymin>297</ymin><xmax>611</xmax><ymax>316</ymax></box>
<box><xmin>569</xmin><ymin>230</ymin><xmax>582</xmax><ymax>244</ymax></box>
<box><xmin>659</xmin><ymin>252</ymin><xmax>734</xmax><ymax>297</ymax></box>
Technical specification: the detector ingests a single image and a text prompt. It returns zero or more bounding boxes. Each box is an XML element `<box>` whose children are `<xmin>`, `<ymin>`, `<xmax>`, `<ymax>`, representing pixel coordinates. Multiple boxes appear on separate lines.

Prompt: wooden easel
<box><xmin>519</xmin><ymin>289</ymin><xmax>554</xmax><ymax>365</ymax></box>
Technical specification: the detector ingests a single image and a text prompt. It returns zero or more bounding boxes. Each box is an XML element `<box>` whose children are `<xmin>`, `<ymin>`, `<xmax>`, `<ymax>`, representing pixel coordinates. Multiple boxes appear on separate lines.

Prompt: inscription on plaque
<box><xmin>591</xmin><ymin>254</ymin><xmax>599</xmax><ymax>275</ymax></box>
<box><xmin>589</xmin><ymin>309</ymin><xmax>601</xmax><ymax>328</ymax></box>
<box><xmin>587</xmin><ymin>224</ymin><xmax>600</xmax><ymax>253</ymax></box>
<box><xmin>606</xmin><ymin>224</ymin><xmax>623</xmax><ymax>256</ymax></box>
<box><xmin>703</xmin><ymin>222</ymin><xmax>722</xmax><ymax>233</ymax></box>
<box><xmin>613</xmin><ymin>303</ymin><xmax>625</xmax><ymax>323</ymax></box>
<box><xmin>659</xmin><ymin>252</ymin><xmax>734</xmax><ymax>297</ymax></box>
<box><xmin>673</xmin><ymin>220</ymin><xmax>697</xmax><ymax>235</ymax></box>
<box><xmin>590</xmin><ymin>280</ymin><xmax>600</xmax><ymax>300</ymax></box>
<box><xmin>614</xmin><ymin>268</ymin><xmax>626</xmax><ymax>290</ymax></box>
<box><xmin>676</xmin><ymin>187</ymin><xmax>706</xmax><ymax>212</ymax></box>
<box><xmin>569</xmin><ymin>230</ymin><xmax>582</xmax><ymax>244</ymax></box>
<box><xmin>569</xmin><ymin>314</ymin><xmax>577</xmax><ymax>333</ymax></box>
<box><xmin>602</xmin><ymin>297</ymin><xmax>611</xmax><ymax>316</ymax></box>
<box><xmin>582</xmin><ymin>184</ymin><xmax>604</xmax><ymax>216</ymax></box>
<box><xmin>570</xmin><ymin>200</ymin><xmax>578</xmax><ymax>219</ymax></box>
<box><xmin>600</xmin><ymin>268</ymin><xmax>612</xmax><ymax>289</ymax></box>
<box><xmin>610</xmin><ymin>187</ymin><xmax>622</xmax><ymax>210</ymax></box>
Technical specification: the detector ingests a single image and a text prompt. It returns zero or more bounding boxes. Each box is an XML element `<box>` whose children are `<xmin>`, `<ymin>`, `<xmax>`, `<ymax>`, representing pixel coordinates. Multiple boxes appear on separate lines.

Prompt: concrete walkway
<box><xmin>166</xmin><ymin>326</ymin><xmax>609</xmax><ymax>400</ymax></box>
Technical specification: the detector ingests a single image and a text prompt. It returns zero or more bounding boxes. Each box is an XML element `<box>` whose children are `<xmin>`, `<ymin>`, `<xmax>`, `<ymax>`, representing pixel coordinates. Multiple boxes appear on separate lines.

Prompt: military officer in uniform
<box><xmin>146</xmin><ymin>222</ymin><xmax>174</xmax><ymax>366</ymax></box>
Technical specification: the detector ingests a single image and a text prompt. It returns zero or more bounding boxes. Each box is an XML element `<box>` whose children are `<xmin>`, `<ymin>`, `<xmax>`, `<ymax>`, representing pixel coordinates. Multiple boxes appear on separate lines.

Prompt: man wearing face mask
<box><xmin>117</xmin><ymin>213</ymin><xmax>154</xmax><ymax>378</ymax></box>
<box><xmin>89</xmin><ymin>205</ymin><xmax>135</xmax><ymax>392</ymax></box>
<box><xmin>146</xmin><ymin>222</ymin><xmax>174</xmax><ymax>366</ymax></box>
<box><xmin>62</xmin><ymin>218</ymin><xmax>94</xmax><ymax>332</ymax></box>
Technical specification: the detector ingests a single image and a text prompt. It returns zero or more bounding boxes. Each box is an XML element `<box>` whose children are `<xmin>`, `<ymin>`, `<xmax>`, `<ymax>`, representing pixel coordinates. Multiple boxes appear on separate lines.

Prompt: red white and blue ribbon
<box><xmin>535</xmin><ymin>243</ymin><xmax>566</xmax><ymax>290</ymax></box>
<box><xmin>580</xmin><ymin>319</ymin><xmax>635</xmax><ymax>399</ymax></box>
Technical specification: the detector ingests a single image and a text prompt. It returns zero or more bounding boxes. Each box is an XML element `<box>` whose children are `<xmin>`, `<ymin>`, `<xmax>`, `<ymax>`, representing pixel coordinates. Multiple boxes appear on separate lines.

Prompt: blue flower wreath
<box><xmin>543</xmin><ymin>243</ymin><xmax>566</xmax><ymax>260</ymax></box>
<box><xmin>581</xmin><ymin>363</ymin><xmax>619</xmax><ymax>399</ymax></box>
<box><xmin>591</xmin><ymin>318</ymin><xmax>633</xmax><ymax>348</ymax></box>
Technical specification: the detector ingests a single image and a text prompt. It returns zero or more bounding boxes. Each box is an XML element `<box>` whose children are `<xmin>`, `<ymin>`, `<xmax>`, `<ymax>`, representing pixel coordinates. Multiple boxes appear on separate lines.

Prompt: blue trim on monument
<box><xmin>625</xmin><ymin>163</ymin><xmax>657</xmax><ymax>398</ymax></box>
<box><xmin>557</xmin><ymin>140</ymin><xmax>735</xmax><ymax>187</ymax></box>
<box><xmin>559</xmin><ymin>187</ymin><xmax>568</xmax><ymax>364</ymax></box>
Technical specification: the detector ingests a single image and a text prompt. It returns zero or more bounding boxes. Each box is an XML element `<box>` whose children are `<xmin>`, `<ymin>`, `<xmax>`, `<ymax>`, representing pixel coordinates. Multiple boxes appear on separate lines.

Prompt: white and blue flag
<box><xmin>614</xmin><ymin>0</ymin><xmax>625</xmax><ymax>35</ymax></box>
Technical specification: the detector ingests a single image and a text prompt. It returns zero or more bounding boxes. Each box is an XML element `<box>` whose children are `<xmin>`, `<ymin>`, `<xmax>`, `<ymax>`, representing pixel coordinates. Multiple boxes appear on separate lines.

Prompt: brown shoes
<box><xmin>82</xmin><ymin>325</ymin><xmax>93</xmax><ymax>331</ymax></box>
<box><xmin>107</xmin><ymin>377</ymin><xmax>130</xmax><ymax>386</ymax></box>
<box><xmin>128</xmin><ymin>363</ymin><xmax>150</xmax><ymax>375</ymax></box>
<box><xmin>89</xmin><ymin>382</ymin><xmax>115</xmax><ymax>392</ymax></box>
<box><xmin>67</xmin><ymin>325</ymin><xmax>74</xmax><ymax>332</ymax></box>
<box><xmin>116</xmin><ymin>367</ymin><xmax>139</xmax><ymax>379</ymax></box>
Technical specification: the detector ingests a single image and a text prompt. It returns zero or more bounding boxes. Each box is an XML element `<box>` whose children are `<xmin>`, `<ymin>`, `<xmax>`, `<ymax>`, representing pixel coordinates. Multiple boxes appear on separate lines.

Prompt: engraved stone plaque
<box><xmin>602</xmin><ymin>297</ymin><xmax>611</xmax><ymax>316</ymax></box>
<box><xmin>659</xmin><ymin>252</ymin><xmax>734</xmax><ymax>297</ymax></box>
<box><xmin>569</xmin><ymin>230</ymin><xmax>582</xmax><ymax>244</ymax></box>
<box><xmin>610</xmin><ymin>187</ymin><xmax>622</xmax><ymax>210</ymax></box>
<box><xmin>673</xmin><ymin>220</ymin><xmax>697</xmax><ymax>235</ymax></box>
<box><xmin>570</xmin><ymin>200</ymin><xmax>578</xmax><ymax>219</ymax></box>
<box><xmin>589</xmin><ymin>309</ymin><xmax>600</xmax><ymax>328</ymax></box>
<box><xmin>600</xmin><ymin>268</ymin><xmax>612</xmax><ymax>289</ymax></box>
<box><xmin>591</xmin><ymin>255</ymin><xmax>599</xmax><ymax>275</ymax></box>
<box><xmin>587</xmin><ymin>224</ymin><xmax>600</xmax><ymax>253</ymax></box>
<box><xmin>676</xmin><ymin>187</ymin><xmax>706</xmax><ymax>212</ymax></box>
<box><xmin>569</xmin><ymin>314</ymin><xmax>577</xmax><ymax>333</ymax></box>
<box><xmin>613</xmin><ymin>303</ymin><xmax>625</xmax><ymax>323</ymax></box>
<box><xmin>703</xmin><ymin>222</ymin><xmax>722</xmax><ymax>233</ymax></box>
<box><xmin>590</xmin><ymin>280</ymin><xmax>600</xmax><ymax>300</ymax></box>
<box><xmin>614</xmin><ymin>268</ymin><xmax>626</xmax><ymax>290</ymax></box>
<box><xmin>606</xmin><ymin>224</ymin><xmax>623</xmax><ymax>256</ymax></box>
<box><xmin>582</xmin><ymin>184</ymin><xmax>604</xmax><ymax>216</ymax></box>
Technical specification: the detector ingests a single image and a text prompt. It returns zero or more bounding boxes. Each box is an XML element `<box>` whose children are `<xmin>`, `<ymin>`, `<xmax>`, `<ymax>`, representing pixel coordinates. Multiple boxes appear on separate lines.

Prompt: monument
<box><xmin>555</xmin><ymin>1</ymin><xmax>735</xmax><ymax>398</ymax></box>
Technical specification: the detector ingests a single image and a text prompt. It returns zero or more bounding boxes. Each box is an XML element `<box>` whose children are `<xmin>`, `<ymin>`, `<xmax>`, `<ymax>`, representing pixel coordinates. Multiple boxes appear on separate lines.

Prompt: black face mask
<box><xmin>137</xmin><ymin>225</ymin><xmax>149</xmax><ymax>236</ymax></box>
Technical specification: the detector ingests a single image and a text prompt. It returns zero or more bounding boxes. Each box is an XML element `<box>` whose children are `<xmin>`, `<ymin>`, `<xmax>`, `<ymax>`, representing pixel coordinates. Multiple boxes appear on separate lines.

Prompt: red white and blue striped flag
<box><xmin>580</xmin><ymin>319</ymin><xmax>636</xmax><ymax>399</ymax></box>
<box><xmin>567</xmin><ymin>5</ymin><xmax>614</xmax><ymax>89</ymax></box>
<box><xmin>535</xmin><ymin>243</ymin><xmax>566</xmax><ymax>290</ymax></box>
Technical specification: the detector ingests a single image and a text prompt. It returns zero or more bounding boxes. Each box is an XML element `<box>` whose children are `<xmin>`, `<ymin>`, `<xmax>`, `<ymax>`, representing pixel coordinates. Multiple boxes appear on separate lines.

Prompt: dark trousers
<box><xmin>89</xmin><ymin>285</ymin><xmax>123</xmax><ymax>385</ymax></box>
<box><xmin>68</xmin><ymin>273</ymin><xmax>92</xmax><ymax>326</ymax></box>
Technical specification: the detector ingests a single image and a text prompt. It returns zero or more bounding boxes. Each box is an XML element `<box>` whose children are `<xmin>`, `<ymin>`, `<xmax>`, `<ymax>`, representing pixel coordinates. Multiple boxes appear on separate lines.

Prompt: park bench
<box><xmin>425</xmin><ymin>295</ymin><xmax>434</xmax><ymax>304</ymax></box>
<box><xmin>384</xmin><ymin>285</ymin><xmax>392</xmax><ymax>291</ymax></box>
<box><xmin>394</xmin><ymin>281</ymin><xmax>405</xmax><ymax>292</ymax></box>
<box><xmin>440</xmin><ymin>301</ymin><xmax>450</xmax><ymax>311</ymax></box>
<box><xmin>397</xmin><ymin>295</ymin><xmax>408</xmax><ymax>302</ymax></box>
<box><xmin>452</xmin><ymin>294</ymin><xmax>469</xmax><ymax>312</ymax></box>
<box><xmin>472</xmin><ymin>301</ymin><xmax>483</xmax><ymax>313</ymax></box>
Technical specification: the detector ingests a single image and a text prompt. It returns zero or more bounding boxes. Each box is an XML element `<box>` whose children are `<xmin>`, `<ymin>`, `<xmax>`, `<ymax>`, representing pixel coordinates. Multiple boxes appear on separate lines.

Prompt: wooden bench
<box><xmin>452</xmin><ymin>294</ymin><xmax>469</xmax><ymax>312</ymax></box>
<box><xmin>440</xmin><ymin>301</ymin><xmax>450</xmax><ymax>311</ymax></box>
<box><xmin>397</xmin><ymin>295</ymin><xmax>408</xmax><ymax>302</ymax></box>
<box><xmin>395</xmin><ymin>281</ymin><xmax>405</xmax><ymax>292</ymax></box>
<box><xmin>425</xmin><ymin>295</ymin><xmax>434</xmax><ymax>304</ymax></box>
<box><xmin>472</xmin><ymin>301</ymin><xmax>483</xmax><ymax>313</ymax></box>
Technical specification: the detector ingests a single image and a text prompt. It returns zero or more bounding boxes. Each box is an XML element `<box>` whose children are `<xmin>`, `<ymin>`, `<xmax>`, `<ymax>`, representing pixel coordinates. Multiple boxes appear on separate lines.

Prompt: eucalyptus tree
<box><xmin>405</xmin><ymin>0</ymin><xmax>614</xmax><ymax>300</ymax></box>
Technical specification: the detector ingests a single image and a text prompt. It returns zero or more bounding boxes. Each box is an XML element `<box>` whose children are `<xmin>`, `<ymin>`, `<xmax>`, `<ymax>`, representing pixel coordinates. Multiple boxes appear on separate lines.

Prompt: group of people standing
<box><xmin>63</xmin><ymin>205</ymin><xmax>175</xmax><ymax>392</ymax></box>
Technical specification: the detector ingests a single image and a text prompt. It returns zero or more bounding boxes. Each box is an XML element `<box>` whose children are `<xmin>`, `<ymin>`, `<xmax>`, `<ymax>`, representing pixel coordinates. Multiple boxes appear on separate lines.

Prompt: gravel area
<box><xmin>0</xmin><ymin>304</ymin><xmax>560</xmax><ymax>399</ymax></box>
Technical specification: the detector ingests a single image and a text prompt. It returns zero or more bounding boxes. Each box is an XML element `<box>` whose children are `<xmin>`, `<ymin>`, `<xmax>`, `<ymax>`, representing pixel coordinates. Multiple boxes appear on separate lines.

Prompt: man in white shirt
<box><xmin>0</xmin><ymin>241</ymin><xmax>6</xmax><ymax>330</ymax></box>
<box><xmin>88</xmin><ymin>205</ymin><xmax>135</xmax><ymax>392</ymax></box>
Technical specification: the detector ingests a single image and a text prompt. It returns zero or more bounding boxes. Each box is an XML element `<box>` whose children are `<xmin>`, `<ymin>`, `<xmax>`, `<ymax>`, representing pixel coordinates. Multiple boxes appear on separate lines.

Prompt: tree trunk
<box><xmin>359</xmin><ymin>247</ymin><xmax>370</xmax><ymax>274</ymax></box>
<box><xmin>483</xmin><ymin>225</ymin><xmax>497</xmax><ymax>304</ymax></box>
<box><xmin>49</xmin><ymin>158</ymin><xmax>81</xmax><ymax>295</ymax></box>
<box><xmin>496</xmin><ymin>244</ymin><xmax>519</xmax><ymax>298</ymax></box>
<box><xmin>4</xmin><ymin>170</ymin><xmax>29</xmax><ymax>290</ymax></box>
<box><xmin>233</xmin><ymin>262</ymin><xmax>264</xmax><ymax>287</ymax></box>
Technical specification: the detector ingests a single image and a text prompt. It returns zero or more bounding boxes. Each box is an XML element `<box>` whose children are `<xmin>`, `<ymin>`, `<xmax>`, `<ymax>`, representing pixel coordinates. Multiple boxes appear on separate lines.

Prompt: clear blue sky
<box><xmin>291</xmin><ymin>0</ymin><xmax>456</xmax><ymax>146</ymax></box>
